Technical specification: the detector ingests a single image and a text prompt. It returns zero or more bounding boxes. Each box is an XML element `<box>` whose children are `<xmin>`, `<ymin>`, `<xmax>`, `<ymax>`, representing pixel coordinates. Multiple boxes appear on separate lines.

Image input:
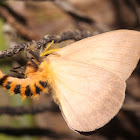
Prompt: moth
<box><xmin>0</xmin><ymin>30</ymin><xmax>140</xmax><ymax>134</ymax></box>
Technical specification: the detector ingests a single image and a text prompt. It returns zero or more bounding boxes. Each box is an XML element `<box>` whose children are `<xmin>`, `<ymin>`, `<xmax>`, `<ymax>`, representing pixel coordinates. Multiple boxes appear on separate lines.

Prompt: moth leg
<box><xmin>12</xmin><ymin>66</ymin><xmax>24</xmax><ymax>69</ymax></box>
<box><xmin>24</xmin><ymin>44</ymin><xmax>39</xmax><ymax>69</ymax></box>
<box><xmin>10</xmin><ymin>70</ymin><xmax>24</xmax><ymax>76</ymax></box>
<box><xmin>27</xmin><ymin>57</ymin><xmax>38</xmax><ymax>69</ymax></box>
<box><xmin>28</xmin><ymin>49</ymin><xmax>40</xmax><ymax>62</ymax></box>
<box><xmin>10</xmin><ymin>66</ymin><xmax>25</xmax><ymax>76</ymax></box>
<box><xmin>24</xmin><ymin>45</ymin><xmax>29</xmax><ymax>60</ymax></box>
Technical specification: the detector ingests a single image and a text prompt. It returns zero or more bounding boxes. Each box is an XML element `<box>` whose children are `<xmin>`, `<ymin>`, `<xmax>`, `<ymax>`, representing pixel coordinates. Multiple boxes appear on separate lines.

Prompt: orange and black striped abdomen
<box><xmin>0</xmin><ymin>74</ymin><xmax>49</xmax><ymax>99</ymax></box>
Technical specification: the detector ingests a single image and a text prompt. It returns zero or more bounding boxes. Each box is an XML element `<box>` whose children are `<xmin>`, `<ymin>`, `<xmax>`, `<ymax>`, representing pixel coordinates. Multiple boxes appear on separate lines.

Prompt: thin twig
<box><xmin>0</xmin><ymin>104</ymin><xmax>59</xmax><ymax>115</ymax></box>
<box><xmin>129</xmin><ymin>0</ymin><xmax>140</xmax><ymax>25</ymax></box>
<box><xmin>123</xmin><ymin>102</ymin><xmax>140</xmax><ymax>111</ymax></box>
<box><xmin>0</xmin><ymin>4</ymin><xmax>39</xmax><ymax>41</ymax></box>
<box><xmin>0</xmin><ymin>2</ymin><xmax>26</xmax><ymax>24</ymax></box>
<box><xmin>0</xmin><ymin>127</ymin><xmax>68</xmax><ymax>137</ymax></box>
<box><xmin>15</xmin><ymin>0</ymin><xmax>94</xmax><ymax>23</ymax></box>
<box><xmin>53</xmin><ymin>0</ymin><xmax>94</xmax><ymax>24</ymax></box>
<box><xmin>15</xmin><ymin>0</ymin><xmax>104</xmax><ymax>32</ymax></box>
<box><xmin>0</xmin><ymin>30</ymin><xmax>95</xmax><ymax>59</ymax></box>
<box><xmin>42</xmin><ymin>30</ymin><xmax>95</xmax><ymax>43</ymax></box>
<box><xmin>0</xmin><ymin>43</ymin><xmax>26</xmax><ymax>59</ymax></box>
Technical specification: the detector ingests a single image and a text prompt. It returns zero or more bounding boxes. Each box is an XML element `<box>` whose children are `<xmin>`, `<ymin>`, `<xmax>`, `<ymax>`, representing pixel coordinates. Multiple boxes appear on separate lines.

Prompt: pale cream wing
<box><xmin>56</xmin><ymin>30</ymin><xmax>140</xmax><ymax>81</ymax></box>
<box><xmin>48</xmin><ymin>57</ymin><xmax>126</xmax><ymax>132</ymax></box>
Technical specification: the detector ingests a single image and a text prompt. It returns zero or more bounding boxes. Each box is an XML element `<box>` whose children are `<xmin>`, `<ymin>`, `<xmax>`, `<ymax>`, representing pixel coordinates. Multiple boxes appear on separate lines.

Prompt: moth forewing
<box><xmin>56</xmin><ymin>30</ymin><xmax>140</xmax><ymax>81</ymax></box>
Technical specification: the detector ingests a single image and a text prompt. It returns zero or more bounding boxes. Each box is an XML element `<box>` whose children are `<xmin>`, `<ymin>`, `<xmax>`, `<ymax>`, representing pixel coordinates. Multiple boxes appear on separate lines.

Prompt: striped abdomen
<box><xmin>0</xmin><ymin>73</ymin><xmax>49</xmax><ymax>100</ymax></box>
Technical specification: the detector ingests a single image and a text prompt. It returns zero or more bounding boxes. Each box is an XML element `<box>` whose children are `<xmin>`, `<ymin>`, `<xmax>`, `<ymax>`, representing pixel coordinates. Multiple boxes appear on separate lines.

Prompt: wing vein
<box><xmin>91</xmin><ymin>57</ymin><xmax>135</xmax><ymax>66</ymax></box>
<box><xmin>56</xmin><ymin>73</ymin><xmax>121</xmax><ymax>115</ymax></box>
<box><xmin>58</xmin><ymin>78</ymin><xmax>106</xmax><ymax>125</ymax></box>
<box><xmin>56</xmin><ymin>70</ymin><xmax>123</xmax><ymax>102</ymax></box>
<box><xmin>93</xmin><ymin>51</ymin><xmax>139</xmax><ymax>59</ymax></box>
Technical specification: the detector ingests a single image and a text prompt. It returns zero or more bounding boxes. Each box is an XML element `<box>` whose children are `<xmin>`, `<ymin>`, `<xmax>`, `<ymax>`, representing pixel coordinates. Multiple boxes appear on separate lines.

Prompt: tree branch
<box><xmin>0</xmin><ymin>127</ymin><xmax>69</xmax><ymax>137</ymax></box>
<box><xmin>53</xmin><ymin>0</ymin><xmax>94</xmax><ymax>24</ymax></box>
<box><xmin>0</xmin><ymin>4</ymin><xmax>39</xmax><ymax>41</ymax></box>
<box><xmin>15</xmin><ymin>0</ymin><xmax>94</xmax><ymax>23</ymax></box>
<box><xmin>14</xmin><ymin>0</ymin><xmax>104</xmax><ymax>32</ymax></box>
<box><xmin>0</xmin><ymin>30</ymin><xmax>95</xmax><ymax>59</ymax></box>
<box><xmin>0</xmin><ymin>104</ymin><xmax>59</xmax><ymax>115</ymax></box>
<box><xmin>123</xmin><ymin>102</ymin><xmax>140</xmax><ymax>111</ymax></box>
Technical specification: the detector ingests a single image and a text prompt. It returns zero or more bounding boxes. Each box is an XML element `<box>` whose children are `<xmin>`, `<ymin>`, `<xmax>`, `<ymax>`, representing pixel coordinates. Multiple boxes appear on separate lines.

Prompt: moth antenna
<box><xmin>40</xmin><ymin>40</ymin><xmax>61</xmax><ymax>57</ymax></box>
